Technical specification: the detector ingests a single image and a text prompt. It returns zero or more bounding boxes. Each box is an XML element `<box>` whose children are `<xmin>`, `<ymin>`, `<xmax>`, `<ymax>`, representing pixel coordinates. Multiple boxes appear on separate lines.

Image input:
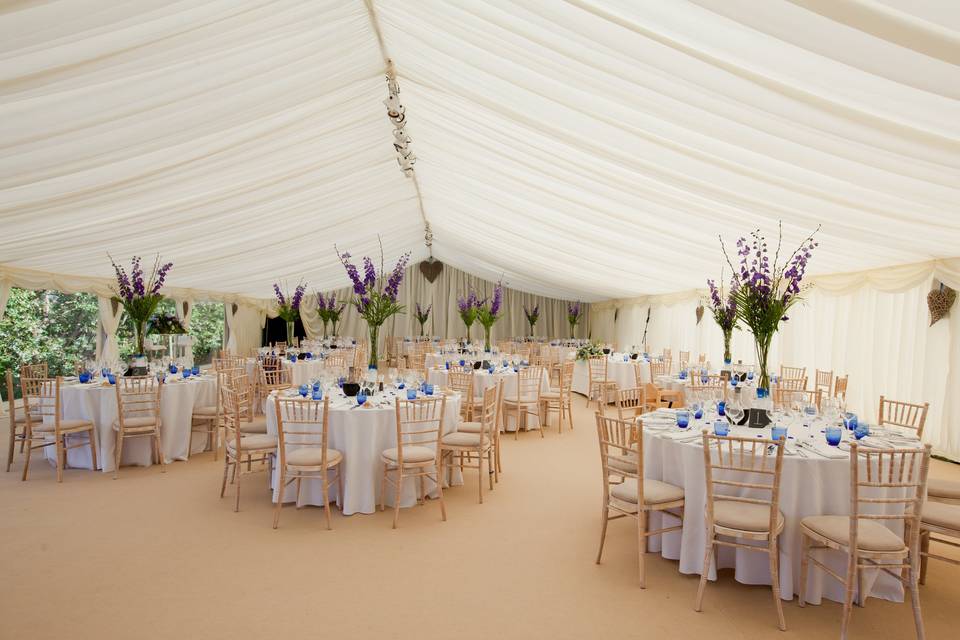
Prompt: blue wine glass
<box><xmin>107</xmin><ymin>373</ymin><xmax>116</xmax><ymax>385</ymax></box>
<box><xmin>191</xmin><ymin>366</ymin><xmax>200</xmax><ymax>376</ymax></box>
<box><xmin>842</xmin><ymin>412</ymin><xmax>858</xmax><ymax>431</ymax></box>
<box><xmin>825</xmin><ymin>426</ymin><xmax>842</xmax><ymax>446</ymax></box>
<box><xmin>182</xmin><ymin>370</ymin><xmax>191</xmax><ymax>379</ymax></box>
<box><xmin>717</xmin><ymin>401</ymin><xmax>726</xmax><ymax>417</ymax></box>
<box><xmin>854</xmin><ymin>423</ymin><xmax>870</xmax><ymax>440</ymax></box>
<box><xmin>425</xmin><ymin>384</ymin><xmax>434</xmax><ymax>396</ymax></box>
<box><xmin>298</xmin><ymin>384</ymin><xmax>308</xmax><ymax>397</ymax></box>
<box><xmin>312</xmin><ymin>389</ymin><xmax>323</xmax><ymax>401</ymax></box>
<box><xmin>771</xmin><ymin>425</ymin><xmax>788</xmax><ymax>441</ymax></box>
<box><xmin>169</xmin><ymin>364</ymin><xmax>177</xmax><ymax>374</ymax></box>
<box><xmin>676</xmin><ymin>410</ymin><xmax>690</xmax><ymax>429</ymax></box>
<box><xmin>356</xmin><ymin>393</ymin><xmax>367</xmax><ymax>406</ymax></box>
<box><xmin>406</xmin><ymin>388</ymin><xmax>417</xmax><ymax>400</ymax></box>
<box><xmin>713</xmin><ymin>419</ymin><xmax>729</xmax><ymax>436</ymax></box>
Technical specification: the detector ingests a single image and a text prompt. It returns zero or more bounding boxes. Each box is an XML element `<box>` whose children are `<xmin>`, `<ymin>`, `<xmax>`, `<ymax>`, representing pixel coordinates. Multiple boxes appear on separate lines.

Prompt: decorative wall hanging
<box><xmin>384</xmin><ymin>71</ymin><xmax>415</xmax><ymax>176</ymax></box>
<box><xmin>695</xmin><ymin>304</ymin><xmax>704</xmax><ymax>325</ymax></box>
<box><xmin>928</xmin><ymin>283</ymin><xmax>956</xmax><ymax>326</ymax></box>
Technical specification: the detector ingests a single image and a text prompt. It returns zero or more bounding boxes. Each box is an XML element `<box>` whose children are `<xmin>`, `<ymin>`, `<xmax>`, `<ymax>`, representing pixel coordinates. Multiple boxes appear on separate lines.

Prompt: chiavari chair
<box><xmin>662</xmin><ymin>348</ymin><xmax>672</xmax><ymax>360</ymax></box>
<box><xmin>679</xmin><ymin>350</ymin><xmax>691</xmax><ymax>369</ymax></box>
<box><xmin>20</xmin><ymin>362</ymin><xmax>48</xmax><ymax>379</ymax></box>
<box><xmin>780</xmin><ymin>365</ymin><xmax>806</xmax><ymax>380</ymax></box>
<box><xmin>220</xmin><ymin>382</ymin><xmax>276</xmax><ymax>512</ymax></box>
<box><xmin>5</xmin><ymin>370</ymin><xmax>32</xmax><ymax>472</ymax></box>
<box><xmin>779</xmin><ymin>376</ymin><xmax>808</xmax><ymax>392</ymax></box>
<box><xmin>878</xmin><ymin>396</ymin><xmax>929</xmax><ymax>438</ymax></box>
<box><xmin>503</xmin><ymin>365</ymin><xmax>545</xmax><ymax>439</ymax></box>
<box><xmin>273</xmin><ymin>396</ymin><xmax>343</xmax><ymax>529</ymax></box>
<box><xmin>698</xmin><ymin>353</ymin><xmax>707</xmax><ymax>365</ymax></box>
<box><xmin>647</xmin><ymin>360</ymin><xmax>682</xmax><ymax>407</ymax></box>
<box><xmin>441</xmin><ymin>383</ymin><xmax>500</xmax><ymax>503</ymax></box>
<box><xmin>273</xmin><ymin>341</ymin><xmax>287</xmax><ymax>354</ymax></box>
<box><xmin>214</xmin><ymin>355</ymin><xmax>246</xmax><ymax>372</ymax></box>
<box><xmin>926</xmin><ymin>478</ymin><xmax>960</xmax><ymax>504</ymax></box>
<box><xmin>920</xmin><ymin>501</ymin><xmax>960</xmax><ymax>585</ymax></box>
<box><xmin>112</xmin><ymin>376</ymin><xmax>164</xmax><ymax>479</ymax></box>
<box><xmin>603</xmin><ymin>386</ymin><xmax>645</xmax><ymax>423</ymax></box>
<box><xmin>540</xmin><ymin>360</ymin><xmax>574</xmax><ymax>433</ymax></box>
<box><xmin>799</xmin><ymin>443</ymin><xmax>931</xmax><ymax>639</ymax></box>
<box><xmin>814</xmin><ymin>369</ymin><xmax>834</xmax><ymax>397</ymax></box>
<box><xmin>446</xmin><ymin>370</ymin><xmax>475</xmax><ymax>422</ymax></box>
<box><xmin>586</xmin><ymin>356</ymin><xmax>613</xmax><ymax>408</ymax></box>
<box><xmin>696</xmin><ymin>431</ymin><xmax>787</xmax><ymax>631</ymax></box>
<box><xmin>21</xmin><ymin>376</ymin><xmax>97</xmax><ymax>482</ymax></box>
<box><xmin>773</xmin><ymin>388</ymin><xmax>821</xmax><ymax>411</ymax></box>
<box><xmin>381</xmin><ymin>396</ymin><xmax>447</xmax><ymax>528</ymax></box>
<box><xmin>595</xmin><ymin>414</ymin><xmax>684</xmax><ymax>587</ymax></box>
<box><xmin>834</xmin><ymin>375</ymin><xmax>849</xmax><ymax>402</ymax></box>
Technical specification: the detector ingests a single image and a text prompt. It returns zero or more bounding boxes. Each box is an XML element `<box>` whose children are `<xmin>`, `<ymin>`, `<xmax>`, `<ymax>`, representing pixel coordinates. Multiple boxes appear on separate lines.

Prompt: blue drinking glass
<box><xmin>406</xmin><ymin>389</ymin><xmax>417</xmax><ymax>400</ymax></box>
<box><xmin>183</xmin><ymin>370</ymin><xmax>191</xmax><ymax>379</ymax></box>
<box><xmin>842</xmin><ymin>412</ymin><xmax>858</xmax><ymax>431</ymax></box>
<box><xmin>825</xmin><ymin>426</ymin><xmax>843</xmax><ymax>446</ymax></box>
<box><xmin>337</xmin><ymin>377</ymin><xmax>345</xmax><ymax>388</ymax></box>
<box><xmin>79</xmin><ymin>372</ymin><xmax>90</xmax><ymax>384</ymax></box>
<box><xmin>771</xmin><ymin>425</ymin><xmax>788</xmax><ymax>441</ymax></box>
<box><xmin>312</xmin><ymin>389</ymin><xmax>323</xmax><ymax>401</ymax></box>
<box><xmin>191</xmin><ymin>366</ymin><xmax>200</xmax><ymax>375</ymax></box>
<box><xmin>169</xmin><ymin>365</ymin><xmax>178</xmax><ymax>374</ymax></box>
<box><xmin>730</xmin><ymin>377</ymin><xmax>738</xmax><ymax>388</ymax></box>
<box><xmin>623</xmin><ymin>355</ymin><xmax>629</xmax><ymax>362</ymax></box>
<box><xmin>701</xmin><ymin>375</ymin><xmax>708</xmax><ymax>385</ymax></box>
<box><xmin>679</xmin><ymin>370</ymin><xmax>687</xmax><ymax>380</ymax></box>
<box><xmin>290</xmin><ymin>354</ymin><xmax>297</xmax><ymax>362</ymax></box>
<box><xmin>425</xmin><ymin>384</ymin><xmax>434</xmax><ymax>396</ymax></box>
<box><xmin>488</xmin><ymin>366</ymin><xmax>495</xmax><ymax>374</ymax></box>
<box><xmin>312</xmin><ymin>382</ymin><xmax>320</xmax><ymax>392</ymax></box>
<box><xmin>356</xmin><ymin>393</ymin><xmax>367</xmax><ymax>406</ymax></box>
<box><xmin>397</xmin><ymin>382</ymin><xmax>405</xmax><ymax>389</ymax></box>
<box><xmin>717</xmin><ymin>401</ymin><xmax>726</xmax><ymax>417</ymax></box>
<box><xmin>298</xmin><ymin>384</ymin><xmax>308</xmax><ymax>397</ymax></box>
<box><xmin>445</xmin><ymin>361</ymin><xmax>450</xmax><ymax>370</ymax></box>
<box><xmin>854</xmin><ymin>423</ymin><xmax>870</xmax><ymax>440</ymax></box>
<box><xmin>107</xmin><ymin>373</ymin><xmax>116</xmax><ymax>385</ymax></box>
<box><xmin>459</xmin><ymin>359</ymin><xmax>465</xmax><ymax>367</ymax></box>
<box><xmin>694</xmin><ymin>407</ymin><xmax>704</xmax><ymax>420</ymax></box>
<box><xmin>747</xmin><ymin>371</ymin><xmax>754</xmax><ymax>381</ymax></box>
<box><xmin>676</xmin><ymin>410</ymin><xmax>690</xmax><ymax>429</ymax></box>
<box><xmin>713</xmin><ymin>419</ymin><xmax>729</xmax><ymax>436</ymax></box>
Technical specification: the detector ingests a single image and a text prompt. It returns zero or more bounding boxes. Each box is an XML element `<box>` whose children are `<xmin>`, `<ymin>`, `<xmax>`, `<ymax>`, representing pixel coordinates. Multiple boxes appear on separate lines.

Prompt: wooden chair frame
<box><xmin>815</xmin><ymin>369</ymin><xmax>834</xmax><ymax>396</ymax></box>
<box><xmin>586</xmin><ymin>356</ymin><xmax>611</xmax><ymax>408</ymax></box>
<box><xmin>696</xmin><ymin>431</ymin><xmax>787</xmax><ymax>631</ymax></box>
<box><xmin>834</xmin><ymin>375</ymin><xmax>849</xmax><ymax>402</ymax></box>
<box><xmin>541</xmin><ymin>360</ymin><xmax>574</xmax><ymax>433</ymax></box>
<box><xmin>112</xmin><ymin>376</ymin><xmax>165</xmax><ymax>479</ymax></box>
<box><xmin>780</xmin><ymin>365</ymin><xmax>807</xmax><ymax>380</ymax></box>
<box><xmin>920</xmin><ymin>506</ymin><xmax>960</xmax><ymax>585</ymax></box>
<box><xmin>220</xmin><ymin>383</ymin><xmax>275</xmax><ymax>512</ymax></box>
<box><xmin>596</xmin><ymin>414</ymin><xmax>684</xmax><ymax>587</ymax></box>
<box><xmin>5</xmin><ymin>370</ymin><xmax>30</xmax><ymax>472</ymax></box>
<box><xmin>21</xmin><ymin>376</ymin><xmax>98</xmax><ymax>482</ymax></box>
<box><xmin>441</xmin><ymin>383</ymin><xmax>500</xmax><ymax>504</ymax></box>
<box><xmin>503</xmin><ymin>366</ymin><xmax>544</xmax><ymax>439</ymax></box>
<box><xmin>878</xmin><ymin>396</ymin><xmax>929</xmax><ymax>438</ymax></box>
<box><xmin>446</xmin><ymin>370</ymin><xmax>475</xmax><ymax>422</ymax></box>
<box><xmin>798</xmin><ymin>443</ymin><xmax>931</xmax><ymax>640</ymax></box>
<box><xmin>273</xmin><ymin>396</ymin><xmax>343</xmax><ymax>529</ymax></box>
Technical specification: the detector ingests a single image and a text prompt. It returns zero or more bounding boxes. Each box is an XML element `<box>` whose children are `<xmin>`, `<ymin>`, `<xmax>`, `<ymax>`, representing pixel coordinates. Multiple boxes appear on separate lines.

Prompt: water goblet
<box><xmin>312</xmin><ymin>388</ymin><xmax>323</xmax><ymax>401</ymax></box>
<box><xmin>107</xmin><ymin>373</ymin><xmax>116</xmax><ymax>385</ymax></box>
<box><xmin>676</xmin><ymin>410</ymin><xmax>690</xmax><ymax>429</ymax></box>
<box><xmin>842</xmin><ymin>412</ymin><xmax>858</xmax><ymax>431</ymax></box>
<box><xmin>406</xmin><ymin>388</ymin><xmax>417</xmax><ymax>400</ymax></box>
<box><xmin>771</xmin><ymin>424</ymin><xmax>788</xmax><ymax>441</ymax></box>
<box><xmin>713</xmin><ymin>419</ymin><xmax>730</xmax><ymax>436</ymax></box>
<box><xmin>299</xmin><ymin>384</ymin><xmax>309</xmax><ymax>397</ymax></box>
<box><xmin>854</xmin><ymin>423</ymin><xmax>870</xmax><ymax>440</ymax></box>
<box><xmin>356</xmin><ymin>392</ymin><xmax>367</xmax><ymax>406</ymax></box>
<box><xmin>825</xmin><ymin>426</ymin><xmax>843</xmax><ymax>446</ymax></box>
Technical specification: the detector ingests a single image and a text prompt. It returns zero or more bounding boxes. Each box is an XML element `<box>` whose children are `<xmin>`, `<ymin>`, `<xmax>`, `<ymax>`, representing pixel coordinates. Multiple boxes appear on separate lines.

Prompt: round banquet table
<box><xmin>265</xmin><ymin>388</ymin><xmax>462</xmax><ymax>515</ymax></box>
<box><xmin>638</xmin><ymin>410</ymin><xmax>918</xmax><ymax>604</ymax></box>
<box><xmin>427</xmin><ymin>366</ymin><xmax>550</xmax><ymax>431</ymax></box>
<box><xmin>48</xmin><ymin>374</ymin><xmax>218</xmax><ymax>472</ymax></box>
<box><xmin>572</xmin><ymin>355</ymin><xmax>650</xmax><ymax>396</ymax></box>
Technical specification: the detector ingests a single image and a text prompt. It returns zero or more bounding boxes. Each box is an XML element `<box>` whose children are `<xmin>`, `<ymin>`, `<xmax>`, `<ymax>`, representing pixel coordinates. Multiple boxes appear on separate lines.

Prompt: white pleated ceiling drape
<box><xmin>96</xmin><ymin>297</ymin><xmax>124</xmax><ymax>363</ymax></box>
<box><xmin>0</xmin><ymin>0</ymin><xmax>957</xmax><ymax>302</ymax></box>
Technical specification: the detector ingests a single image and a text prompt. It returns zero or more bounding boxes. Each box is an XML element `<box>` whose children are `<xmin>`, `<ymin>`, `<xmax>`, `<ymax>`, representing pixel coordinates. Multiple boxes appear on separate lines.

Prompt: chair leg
<box><xmin>436</xmin><ymin>462</ymin><xmax>447</xmax><ymax>522</ymax></box>
<box><xmin>220</xmin><ymin>457</ymin><xmax>230</xmax><ymax>498</ymax></box>
<box><xmin>638</xmin><ymin>509</ymin><xmax>648</xmax><ymax>589</ymax></box>
<box><xmin>909</xmin><ymin>553</ymin><xmax>927</xmax><ymax>640</ymax></box>
<box><xmin>799</xmin><ymin>534</ymin><xmax>811</xmax><ymax>607</ymax></box>
<box><xmin>487</xmin><ymin>449</ymin><xmax>494</xmax><ymax>491</ymax></box>
<box><xmin>919</xmin><ymin>531</ymin><xmax>929</xmax><ymax>586</ymax></box>
<box><xmin>273</xmin><ymin>469</ymin><xmax>285</xmax><ymax>529</ymax></box>
<box><xmin>596</xmin><ymin>504</ymin><xmax>609</xmax><ymax>564</ymax></box>
<box><xmin>336</xmin><ymin>464</ymin><xmax>344</xmax><ymax>510</ymax></box>
<box><xmin>379</xmin><ymin>467</ymin><xmax>387</xmax><ymax>512</ymax></box>
<box><xmin>155</xmin><ymin>430</ymin><xmax>165</xmax><ymax>473</ymax></box>
<box><xmin>234</xmin><ymin>465</ymin><xmax>241</xmax><ymax>512</ymax></box>
<box><xmin>322</xmin><ymin>469</ymin><xmax>332</xmax><ymax>531</ymax></box>
<box><xmin>840</xmin><ymin>553</ymin><xmax>857</xmax><ymax>640</ymax></box>
<box><xmin>477</xmin><ymin>451</ymin><xmax>484</xmax><ymax>504</ymax></box>
<box><xmin>695</xmin><ymin>537</ymin><xmax>714</xmax><ymax>612</ymax></box>
<box><xmin>87</xmin><ymin>430</ymin><xmax>98</xmax><ymax>471</ymax></box>
<box><xmin>21</xmin><ymin>434</ymin><xmax>33</xmax><ymax>482</ymax></box>
<box><xmin>6</xmin><ymin>422</ymin><xmax>15</xmax><ymax>472</ymax></box>
<box><xmin>769</xmin><ymin>538</ymin><xmax>786</xmax><ymax>631</ymax></box>
<box><xmin>392</xmin><ymin>469</ymin><xmax>402</xmax><ymax>529</ymax></box>
<box><xmin>113</xmin><ymin>432</ymin><xmax>124</xmax><ymax>480</ymax></box>
<box><xmin>55</xmin><ymin>434</ymin><xmax>64</xmax><ymax>483</ymax></box>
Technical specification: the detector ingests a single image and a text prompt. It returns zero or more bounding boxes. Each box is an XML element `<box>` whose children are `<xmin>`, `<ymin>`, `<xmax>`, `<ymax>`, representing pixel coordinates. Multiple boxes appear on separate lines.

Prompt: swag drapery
<box><xmin>590</xmin><ymin>259</ymin><xmax>960</xmax><ymax>461</ymax></box>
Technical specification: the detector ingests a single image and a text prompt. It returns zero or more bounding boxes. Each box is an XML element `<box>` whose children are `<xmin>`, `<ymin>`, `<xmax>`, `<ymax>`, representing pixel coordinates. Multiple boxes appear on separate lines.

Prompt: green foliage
<box><xmin>188</xmin><ymin>302</ymin><xmax>224</xmax><ymax>365</ymax></box>
<box><xmin>575</xmin><ymin>341</ymin><xmax>605</xmax><ymax>361</ymax></box>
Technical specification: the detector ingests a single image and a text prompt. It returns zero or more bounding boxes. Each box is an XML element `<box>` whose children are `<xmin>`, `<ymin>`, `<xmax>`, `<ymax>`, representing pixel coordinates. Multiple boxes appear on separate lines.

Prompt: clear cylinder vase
<box><xmin>368</xmin><ymin>324</ymin><xmax>379</xmax><ymax>369</ymax></box>
<box><xmin>285</xmin><ymin>320</ymin><xmax>296</xmax><ymax>346</ymax></box>
<box><xmin>484</xmin><ymin>325</ymin><xmax>492</xmax><ymax>352</ymax></box>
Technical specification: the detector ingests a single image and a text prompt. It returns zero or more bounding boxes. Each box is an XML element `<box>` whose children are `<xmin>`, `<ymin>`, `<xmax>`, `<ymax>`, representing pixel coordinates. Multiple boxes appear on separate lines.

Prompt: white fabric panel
<box><xmin>96</xmin><ymin>296</ymin><xmax>124</xmax><ymax>362</ymax></box>
<box><xmin>0</xmin><ymin>278</ymin><xmax>10</xmax><ymax>321</ymax></box>
<box><xmin>174</xmin><ymin>299</ymin><xmax>194</xmax><ymax>330</ymax></box>
<box><xmin>0</xmin><ymin>1</ymin><xmax>957</xmax><ymax>301</ymax></box>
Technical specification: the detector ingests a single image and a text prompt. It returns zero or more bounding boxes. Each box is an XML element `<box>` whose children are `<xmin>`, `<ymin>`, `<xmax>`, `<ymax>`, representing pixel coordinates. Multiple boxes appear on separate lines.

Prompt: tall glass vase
<box><xmin>368</xmin><ymin>323</ymin><xmax>379</xmax><ymax>369</ymax></box>
<box><xmin>569</xmin><ymin>322</ymin><xmax>576</xmax><ymax>339</ymax></box>
<box><xmin>528</xmin><ymin>321</ymin><xmax>535</xmax><ymax>337</ymax></box>
<box><xmin>133</xmin><ymin>318</ymin><xmax>147</xmax><ymax>356</ymax></box>
<box><xmin>465</xmin><ymin>322</ymin><xmax>472</xmax><ymax>343</ymax></box>
<box><xmin>483</xmin><ymin>325</ymin><xmax>492</xmax><ymax>352</ymax></box>
<box><xmin>285</xmin><ymin>320</ymin><xmax>296</xmax><ymax>346</ymax></box>
<box><xmin>754</xmin><ymin>331</ymin><xmax>773</xmax><ymax>396</ymax></box>
<box><xmin>723</xmin><ymin>329</ymin><xmax>733</xmax><ymax>365</ymax></box>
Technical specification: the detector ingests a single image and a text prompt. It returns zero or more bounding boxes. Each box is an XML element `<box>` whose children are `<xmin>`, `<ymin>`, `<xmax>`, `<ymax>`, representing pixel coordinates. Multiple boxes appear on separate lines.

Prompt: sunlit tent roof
<box><xmin>1</xmin><ymin>0</ymin><xmax>958</xmax><ymax>302</ymax></box>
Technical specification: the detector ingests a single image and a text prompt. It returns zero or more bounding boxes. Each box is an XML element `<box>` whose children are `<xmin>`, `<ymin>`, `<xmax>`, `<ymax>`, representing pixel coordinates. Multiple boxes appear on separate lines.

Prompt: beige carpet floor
<box><xmin>1</xmin><ymin>399</ymin><xmax>958</xmax><ymax>640</ymax></box>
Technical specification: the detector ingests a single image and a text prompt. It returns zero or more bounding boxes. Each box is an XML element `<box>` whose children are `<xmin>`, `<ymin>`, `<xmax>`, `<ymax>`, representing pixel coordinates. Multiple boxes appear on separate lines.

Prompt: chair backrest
<box><xmin>649</xmin><ymin>360</ymin><xmax>670</xmax><ymax>378</ymax></box>
<box><xmin>260</xmin><ymin>365</ymin><xmax>292</xmax><ymax>389</ymax></box>
<box><xmin>700</xmin><ymin>431</ymin><xmax>785</xmax><ymax>534</ymax></box>
<box><xmin>261</xmin><ymin>354</ymin><xmax>282</xmax><ymax>370</ymax></box>
<box><xmin>215</xmin><ymin>355</ymin><xmax>246</xmax><ymax>371</ymax></box>
<box><xmin>446</xmin><ymin>370</ymin><xmax>474</xmax><ymax>402</ymax></box>
<box><xmin>21</xmin><ymin>376</ymin><xmax>60</xmax><ymax>431</ymax></box>
<box><xmin>679</xmin><ymin>350</ymin><xmax>690</xmax><ymax>367</ymax></box>
<box><xmin>323</xmin><ymin>354</ymin><xmax>347</xmax><ymax>370</ymax></box>
<box><xmin>615</xmin><ymin>387</ymin><xmax>645</xmax><ymax>421</ymax></box>
<box><xmin>848</xmin><ymin>443</ymin><xmax>931</xmax><ymax>553</ymax></box>
<box><xmin>114</xmin><ymin>376</ymin><xmax>162</xmax><ymax>428</ymax></box>
<box><xmin>688</xmin><ymin>380</ymin><xmax>727</xmax><ymax>403</ymax></box>
<box><xmin>780</xmin><ymin>365</ymin><xmax>806</xmax><ymax>380</ymax></box>
<box><xmin>878</xmin><ymin>396</ymin><xmax>929</xmax><ymax>437</ymax></box>
<box><xmin>596</xmin><ymin>413</ymin><xmax>643</xmax><ymax>488</ymax></box>
<box><xmin>814</xmin><ymin>369</ymin><xmax>833</xmax><ymax>395</ymax></box>
<box><xmin>773</xmin><ymin>387</ymin><xmax>821</xmax><ymax>410</ymax></box>
<box><xmin>475</xmin><ymin>383</ymin><xmax>500</xmax><ymax>447</ymax></box>
<box><xmin>834</xmin><ymin>375</ymin><xmax>849</xmax><ymax>401</ymax></box>
<box><xmin>275</xmin><ymin>396</ymin><xmax>330</xmax><ymax>468</ymax></box>
<box><xmin>20</xmin><ymin>362</ymin><xmax>48</xmax><ymax>379</ymax></box>
<box><xmin>558</xmin><ymin>360</ymin><xmax>574</xmax><ymax>394</ymax></box>
<box><xmin>515</xmin><ymin>366</ymin><xmax>544</xmax><ymax>402</ymax></box>
<box><xmin>778</xmin><ymin>376</ymin><xmax>807</xmax><ymax>391</ymax></box>
<box><xmin>588</xmin><ymin>356</ymin><xmax>607</xmax><ymax>384</ymax></box>
<box><xmin>662</xmin><ymin>348</ymin><xmax>672</xmax><ymax>360</ymax></box>
<box><xmin>394</xmin><ymin>396</ymin><xmax>446</xmax><ymax>464</ymax></box>
<box><xmin>698</xmin><ymin>353</ymin><xmax>707</xmax><ymax>364</ymax></box>
<box><xmin>221</xmin><ymin>379</ymin><xmax>253</xmax><ymax>450</ymax></box>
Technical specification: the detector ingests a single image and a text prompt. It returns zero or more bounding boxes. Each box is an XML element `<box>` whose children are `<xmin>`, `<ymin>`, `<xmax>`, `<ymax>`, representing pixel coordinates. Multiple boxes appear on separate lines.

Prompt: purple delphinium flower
<box><xmin>362</xmin><ymin>256</ymin><xmax>377</xmax><ymax>290</ymax></box>
<box><xmin>152</xmin><ymin>262</ymin><xmax>173</xmax><ymax>294</ymax></box>
<box><xmin>489</xmin><ymin>281</ymin><xmax>503</xmax><ymax>317</ymax></box>
<box><xmin>273</xmin><ymin>283</ymin><xmax>286</xmax><ymax>306</ymax></box>
<box><xmin>131</xmin><ymin>256</ymin><xmax>145</xmax><ymax>297</ymax></box>
<box><xmin>337</xmin><ymin>251</ymin><xmax>366</xmax><ymax>296</ymax></box>
<box><xmin>384</xmin><ymin>252</ymin><xmax>410</xmax><ymax>301</ymax></box>
<box><xmin>291</xmin><ymin>283</ymin><xmax>306</xmax><ymax>311</ymax></box>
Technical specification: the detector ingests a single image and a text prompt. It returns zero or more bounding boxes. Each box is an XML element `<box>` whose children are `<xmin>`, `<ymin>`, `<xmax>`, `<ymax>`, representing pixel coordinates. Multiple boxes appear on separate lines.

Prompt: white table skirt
<box><xmin>265</xmin><ymin>390</ymin><xmax>462</xmax><ymax>515</ymax></box>
<box><xmin>48</xmin><ymin>376</ymin><xmax>217</xmax><ymax>472</ymax></box>
<box><xmin>572</xmin><ymin>357</ymin><xmax>650</xmax><ymax>395</ymax></box>
<box><xmin>639</xmin><ymin>416</ymin><xmax>911</xmax><ymax>605</ymax></box>
<box><xmin>427</xmin><ymin>367</ymin><xmax>550</xmax><ymax>431</ymax></box>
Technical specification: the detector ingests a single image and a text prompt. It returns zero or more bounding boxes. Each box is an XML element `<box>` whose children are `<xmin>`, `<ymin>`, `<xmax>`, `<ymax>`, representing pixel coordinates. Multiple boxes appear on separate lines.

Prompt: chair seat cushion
<box><xmin>239</xmin><ymin>418</ymin><xmax>268</xmax><ymax>434</ymax></box>
<box><xmin>714</xmin><ymin>500</ymin><xmax>784</xmax><ymax>533</ymax></box>
<box><xmin>227</xmin><ymin>434</ymin><xmax>277</xmax><ymax>451</ymax></box>
<box><xmin>34</xmin><ymin>418</ymin><xmax>93</xmax><ymax>432</ymax></box>
<box><xmin>458</xmin><ymin>421</ymin><xmax>483</xmax><ymax>433</ymax></box>
<box><xmin>802</xmin><ymin>515</ymin><xmax>905</xmax><ymax>551</ymax></box>
<box><xmin>284</xmin><ymin>447</ymin><xmax>342</xmax><ymax>467</ymax></box>
<box><xmin>382</xmin><ymin>446</ymin><xmax>435</xmax><ymax>464</ymax></box>
<box><xmin>503</xmin><ymin>395</ymin><xmax>539</xmax><ymax>405</ymax></box>
<box><xmin>927</xmin><ymin>477</ymin><xmax>960</xmax><ymax>501</ymax></box>
<box><xmin>540</xmin><ymin>391</ymin><xmax>561</xmax><ymax>400</ymax></box>
<box><xmin>192</xmin><ymin>405</ymin><xmax>218</xmax><ymax>417</ymax></box>
<box><xmin>441</xmin><ymin>431</ymin><xmax>487</xmax><ymax>447</ymax></box>
<box><xmin>607</xmin><ymin>453</ymin><xmax>638</xmax><ymax>474</ymax></box>
<box><xmin>922</xmin><ymin>501</ymin><xmax>960</xmax><ymax>531</ymax></box>
<box><xmin>610</xmin><ymin>478</ymin><xmax>684</xmax><ymax>505</ymax></box>
<box><xmin>120</xmin><ymin>416</ymin><xmax>158</xmax><ymax>430</ymax></box>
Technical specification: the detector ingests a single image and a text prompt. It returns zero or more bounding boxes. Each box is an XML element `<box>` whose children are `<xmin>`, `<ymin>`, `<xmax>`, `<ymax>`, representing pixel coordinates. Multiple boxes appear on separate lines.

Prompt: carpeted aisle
<box><xmin>1</xmin><ymin>398</ymin><xmax>958</xmax><ymax>640</ymax></box>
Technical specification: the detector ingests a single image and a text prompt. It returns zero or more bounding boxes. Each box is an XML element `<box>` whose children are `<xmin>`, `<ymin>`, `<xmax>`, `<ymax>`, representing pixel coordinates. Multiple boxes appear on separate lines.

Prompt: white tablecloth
<box><xmin>265</xmin><ymin>389</ymin><xmax>462</xmax><ymax>515</ymax></box>
<box><xmin>50</xmin><ymin>375</ymin><xmax>217</xmax><ymax>472</ymax></box>
<box><xmin>638</xmin><ymin>411</ymin><xmax>916</xmax><ymax>604</ymax></box>
<box><xmin>427</xmin><ymin>366</ymin><xmax>551</xmax><ymax>431</ymax></box>
<box><xmin>572</xmin><ymin>356</ymin><xmax>650</xmax><ymax>395</ymax></box>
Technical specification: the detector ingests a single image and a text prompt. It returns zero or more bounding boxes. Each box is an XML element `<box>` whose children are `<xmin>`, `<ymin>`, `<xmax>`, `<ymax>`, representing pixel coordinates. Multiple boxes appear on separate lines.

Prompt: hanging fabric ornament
<box><xmin>927</xmin><ymin>283</ymin><xmax>956</xmax><ymax>326</ymax></box>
